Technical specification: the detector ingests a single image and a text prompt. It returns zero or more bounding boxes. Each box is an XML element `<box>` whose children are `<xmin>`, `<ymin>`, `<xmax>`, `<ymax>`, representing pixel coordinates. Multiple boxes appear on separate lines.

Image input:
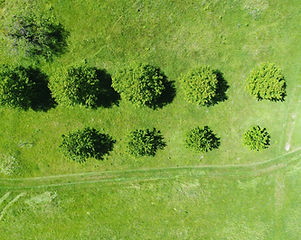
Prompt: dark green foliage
<box><xmin>0</xmin><ymin>64</ymin><xmax>33</xmax><ymax>109</ymax></box>
<box><xmin>3</xmin><ymin>8</ymin><xmax>68</xmax><ymax>61</ymax></box>
<box><xmin>180</xmin><ymin>66</ymin><xmax>219</xmax><ymax>106</ymax></box>
<box><xmin>128</xmin><ymin>128</ymin><xmax>166</xmax><ymax>157</ymax></box>
<box><xmin>50</xmin><ymin>65</ymin><xmax>105</xmax><ymax>107</ymax></box>
<box><xmin>185</xmin><ymin>126</ymin><xmax>220</xmax><ymax>153</ymax></box>
<box><xmin>112</xmin><ymin>63</ymin><xmax>168</xmax><ymax>108</ymax></box>
<box><xmin>0</xmin><ymin>64</ymin><xmax>52</xmax><ymax>110</ymax></box>
<box><xmin>243</xmin><ymin>126</ymin><xmax>271</xmax><ymax>151</ymax></box>
<box><xmin>246</xmin><ymin>63</ymin><xmax>286</xmax><ymax>101</ymax></box>
<box><xmin>60</xmin><ymin>127</ymin><xmax>115</xmax><ymax>162</ymax></box>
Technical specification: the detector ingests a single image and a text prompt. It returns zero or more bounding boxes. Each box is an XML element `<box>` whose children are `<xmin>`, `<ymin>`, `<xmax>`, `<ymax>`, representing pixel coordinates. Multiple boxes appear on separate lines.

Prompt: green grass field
<box><xmin>0</xmin><ymin>0</ymin><xmax>300</xmax><ymax>239</ymax></box>
<box><xmin>0</xmin><ymin>154</ymin><xmax>301</xmax><ymax>239</ymax></box>
<box><xmin>0</xmin><ymin>0</ymin><xmax>300</xmax><ymax>177</ymax></box>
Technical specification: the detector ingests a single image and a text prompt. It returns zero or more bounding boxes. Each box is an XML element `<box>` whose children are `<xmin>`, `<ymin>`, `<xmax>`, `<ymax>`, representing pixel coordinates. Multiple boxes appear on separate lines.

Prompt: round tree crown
<box><xmin>180</xmin><ymin>66</ymin><xmax>218</xmax><ymax>106</ymax></box>
<box><xmin>112</xmin><ymin>63</ymin><xmax>166</xmax><ymax>107</ymax></box>
<box><xmin>246</xmin><ymin>63</ymin><xmax>286</xmax><ymax>101</ymax></box>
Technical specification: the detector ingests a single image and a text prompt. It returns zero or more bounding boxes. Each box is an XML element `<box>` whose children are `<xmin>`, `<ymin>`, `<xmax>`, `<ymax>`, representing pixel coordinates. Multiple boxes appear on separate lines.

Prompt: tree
<box><xmin>246</xmin><ymin>63</ymin><xmax>286</xmax><ymax>101</ymax></box>
<box><xmin>127</xmin><ymin>128</ymin><xmax>166</xmax><ymax>157</ymax></box>
<box><xmin>3</xmin><ymin>3</ymin><xmax>68</xmax><ymax>61</ymax></box>
<box><xmin>180</xmin><ymin>66</ymin><xmax>219</xmax><ymax>106</ymax></box>
<box><xmin>49</xmin><ymin>65</ymin><xmax>103</xmax><ymax>107</ymax></box>
<box><xmin>185</xmin><ymin>126</ymin><xmax>220</xmax><ymax>152</ymax></box>
<box><xmin>243</xmin><ymin>126</ymin><xmax>270</xmax><ymax>151</ymax></box>
<box><xmin>60</xmin><ymin>127</ymin><xmax>115</xmax><ymax>162</ymax></box>
<box><xmin>112</xmin><ymin>63</ymin><xmax>167</xmax><ymax>108</ymax></box>
<box><xmin>0</xmin><ymin>64</ymin><xmax>36</xmax><ymax>109</ymax></box>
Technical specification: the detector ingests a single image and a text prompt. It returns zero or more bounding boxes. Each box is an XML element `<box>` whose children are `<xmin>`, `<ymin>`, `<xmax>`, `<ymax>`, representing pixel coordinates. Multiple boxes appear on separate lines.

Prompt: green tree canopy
<box><xmin>2</xmin><ymin>1</ymin><xmax>68</xmax><ymax>61</ymax></box>
<box><xmin>243</xmin><ymin>126</ymin><xmax>271</xmax><ymax>151</ymax></box>
<box><xmin>180</xmin><ymin>66</ymin><xmax>219</xmax><ymax>106</ymax></box>
<box><xmin>246</xmin><ymin>63</ymin><xmax>286</xmax><ymax>101</ymax></box>
<box><xmin>185</xmin><ymin>126</ymin><xmax>220</xmax><ymax>153</ymax></box>
<box><xmin>50</xmin><ymin>65</ymin><xmax>103</xmax><ymax>107</ymax></box>
<box><xmin>112</xmin><ymin>63</ymin><xmax>167</xmax><ymax>108</ymax></box>
<box><xmin>60</xmin><ymin>127</ymin><xmax>115</xmax><ymax>162</ymax></box>
<box><xmin>0</xmin><ymin>64</ymin><xmax>39</xmax><ymax>109</ymax></box>
<box><xmin>127</xmin><ymin>128</ymin><xmax>166</xmax><ymax>157</ymax></box>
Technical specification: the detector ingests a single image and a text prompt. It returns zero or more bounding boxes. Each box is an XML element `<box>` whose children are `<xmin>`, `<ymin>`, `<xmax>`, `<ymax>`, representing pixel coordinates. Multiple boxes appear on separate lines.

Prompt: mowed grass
<box><xmin>0</xmin><ymin>0</ymin><xmax>300</xmax><ymax>177</ymax></box>
<box><xmin>0</xmin><ymin>164</ymin><xmax>301</xmax><ymax>239</ymax></box>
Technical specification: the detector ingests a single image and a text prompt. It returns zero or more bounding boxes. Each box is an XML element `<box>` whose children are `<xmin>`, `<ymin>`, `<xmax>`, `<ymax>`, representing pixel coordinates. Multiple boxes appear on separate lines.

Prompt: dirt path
<box><xmin>285</xmin><ymin>85</ymin><xmax>301</xmax><ymax>151</ymax></box>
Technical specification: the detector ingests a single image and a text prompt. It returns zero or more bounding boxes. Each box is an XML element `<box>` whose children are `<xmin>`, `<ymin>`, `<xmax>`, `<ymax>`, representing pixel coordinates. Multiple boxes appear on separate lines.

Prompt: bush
<box><xmin>128</xmin><ymin>128</ymin><xmax>166</xmax><ymax>157</ymax></box>
<box><xmin>0</xmin><ymin>154</ymin><xmax>20</xmax><ymax>176</ymax></box>
<box><xmin>0</xmin><ymin>64</ymin><xmax>36</xmax><ymax>109</ymax></box>
<box><xmin>246</xmin><ymin>63</ymin><xmax>286</xmax><ymax>101</ymax></box>
<box><xmin>112</xmin><ymin>63</ymin><xmax>167</xmax><ymax>107</ymax></box>
<box><xmin>243</xmin><ymin>126</ymin><xmax>271</xmax><ymax>151</ymax></box>
<box><xmin>60</xmin><ymin>127</ymin><xmax>115</xmax><ymax>162</ymax></box>
<box><xmin>185</xmin><ymin>126</ymin><xmax>220</xmax><ymax>152</ymax></box>
<box><xmin>50</xmin><ymin>65</ymin><xmax>103</xmax><ymax>107</ymax></box>
<box><xmin>180</xmin><ymin>66</ymin><xmax>219</xmax><ymax>106</ymax></box>
<box><xmin>3</xmin><ymin>4</ymin><xmax>68</xmax><ymax>61</ymax></box>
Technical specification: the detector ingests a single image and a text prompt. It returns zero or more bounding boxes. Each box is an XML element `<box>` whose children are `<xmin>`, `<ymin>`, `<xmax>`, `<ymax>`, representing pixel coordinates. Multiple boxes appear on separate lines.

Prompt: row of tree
<box><xmin>0</xmin><ymin>62</ymin><xmax>287</xmax><ymax>110</ymax></box>
<box><xmin>1</xmin><ymin>2</ymin><xmax>286</xmax><ymax>109</ymax></box>
<box><xmin>0</xmin><ymin>2</ymin><xmax>277</xmax><ymax>165</ymax></box>
<box><xmin>60</xmin><ymin>125</ymin><xmax>271</xmax><ymax>162</ymax></box>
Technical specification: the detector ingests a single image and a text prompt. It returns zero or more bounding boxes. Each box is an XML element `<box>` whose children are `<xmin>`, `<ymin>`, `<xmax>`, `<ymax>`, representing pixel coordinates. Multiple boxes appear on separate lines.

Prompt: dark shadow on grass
<box><xmin>206</xmin><ymin>70</ymin><xmax>229</xmax><ymax>107</ymax></box>
<box><xmin>94</xmin><ymin>133</ymin><xmax>116</xmax><ymax>161</ymax></box>
<box><xmin>150</xmin><ymin>78</ymin><xmax>176</xmax><ymax>110</ymax></box>
<box><xmin>27</xmin><ymin>67</ymin><xmax>56</xmax><ymax>111</ymax></box>
<box><xmin>95</xmin><ymin>69</ymin><xmax>120</xmax><ymax>108</ymax></box>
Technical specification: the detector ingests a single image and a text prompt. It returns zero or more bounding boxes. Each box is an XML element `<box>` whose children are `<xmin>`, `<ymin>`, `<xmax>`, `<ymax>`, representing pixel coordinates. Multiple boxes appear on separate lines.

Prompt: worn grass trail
<box><xmin>0</xmin><ymin>148</ymin><xmax>300</xmax><ymax>190</ymax></box>
<box><xmin>0</xmin><ymin>192</ymin><xmax>26</xmax><ymax>221</ymax></box>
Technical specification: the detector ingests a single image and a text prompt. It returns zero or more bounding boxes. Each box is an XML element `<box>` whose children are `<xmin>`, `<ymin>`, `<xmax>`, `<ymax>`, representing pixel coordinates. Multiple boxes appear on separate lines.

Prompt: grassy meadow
<box><xmin>0</xmin><ymin>161</ymin><xmax>301</xmax><ymax>239</ymax></box>
<box><xmin>0</xmin><ymin>0</ymin><xmax>300</xmax><ymax>177</ymax></box>
<box><xmin>0</xmin><ymin>0</ymin><xmax>300</xmax><ymax>239</ymax></box>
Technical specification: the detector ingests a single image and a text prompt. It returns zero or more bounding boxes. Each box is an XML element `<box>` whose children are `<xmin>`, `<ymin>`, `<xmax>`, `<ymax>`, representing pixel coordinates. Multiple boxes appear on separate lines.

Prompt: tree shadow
<box><xmin>26</xmin><ymin>67</ymin><xmax>56</xmax><ymax>111</ymax></box>
<box><xmin>94</xmin><ymin>133</ymin><xmax>116</xmax><ymax>160</ymax></box>
<box><xmin>206</xmin><ymin>70</ymin><xmax>229</xmax><ymax>107</ymax></box>
<box><xmin>46</xmin><ymin>23</ymin><xmax>69</xmax><ymax>60</ymax></box>
<box><xmin>95</xmin><ymin>69</ymin><xmax>120</xmax><ymax>108</ymax></box>
<box><xmin>150</xmin><ymin>77</ymin><xmax>176</xmax><ymax>109</ymax></box>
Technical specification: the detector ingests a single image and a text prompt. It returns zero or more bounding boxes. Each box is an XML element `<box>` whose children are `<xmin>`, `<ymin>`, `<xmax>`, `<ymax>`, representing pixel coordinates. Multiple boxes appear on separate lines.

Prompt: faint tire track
<box><xmin>0</xmin><ymin>148</ymin><xmax>300</xmax><ymax>190</ymax></box>
<box><xmin>0</xmin><ymin>192</ymin><xmax>10</xmax><ymax>206</ymax></box>
<box><xmin>0</xmin><ymin>192</ymin><xmax>26</xmax><ymax>221</ymax></box>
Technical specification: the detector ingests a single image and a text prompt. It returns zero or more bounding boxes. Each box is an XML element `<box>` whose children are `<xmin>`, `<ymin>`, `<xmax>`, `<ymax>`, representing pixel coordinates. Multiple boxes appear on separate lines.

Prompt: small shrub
<box><xmin>185</xmin><ymin>126</ymin><xmax>220</xmax><ymax>152</ymax></box>
<box><xmin>243</xmin><ymin>126</ymin><xmax>270</xmax><ymax>151</ymax></box>
<box><xmin>128</xmin><ymin>128</ymin><xmax>166</xmax><ymax>157</ymax></box>
<box><xmin>0</xmin><ymin>154</ymin><xmax>20</xmax><ymax>176</ymax></box>
<box><xmin>60</xmin><ymin>127</ymin><xmax>115</xmax><ymax>162</ymax></box>
<box><xmin>0</xmin><ymin>64</ymin><xmax>36</xmax><ymax>109</ymax></box>
<box><xmin>246</xmin><ymin>63</ymin><xmax>286</xmax><ymax>101</ymax></box>
<box><xmin>180</xmin><ymin>66</ymin><xmax>219</xmax><ymax>106</ymax></box>
<box><xmin>112</xmin><ymin>63</ymin><xmax>167</xmax><ymax>107</ymax></box>
<box><xmin>3</xmin><ymin>4</ymin><xmax>68</xmax><ymax>61</ymax></box>
<box><xmin>50</xmin><ymin>65</ymin><xmax>102</xmax><ymax>107</ymax></box>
